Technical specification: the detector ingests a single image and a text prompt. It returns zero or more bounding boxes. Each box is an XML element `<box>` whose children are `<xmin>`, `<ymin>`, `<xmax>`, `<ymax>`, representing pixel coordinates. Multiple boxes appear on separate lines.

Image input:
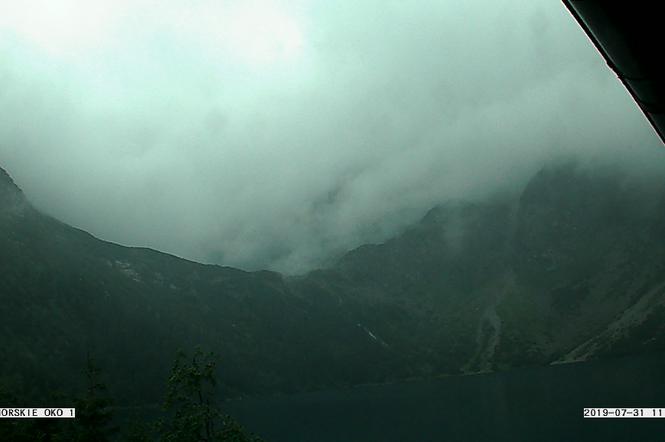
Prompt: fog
<box><xmin>0</xmin><ymin>0</ymin><xmax>662</xmax><ymax>273</ymax></box>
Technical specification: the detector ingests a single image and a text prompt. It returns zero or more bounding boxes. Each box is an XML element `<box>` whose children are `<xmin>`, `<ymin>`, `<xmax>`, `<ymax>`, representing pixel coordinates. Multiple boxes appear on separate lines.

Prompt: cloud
<box><xmin>0</xmin><ymin>0</ymin><xmax>662</xmax><ymax>273</ymax></box>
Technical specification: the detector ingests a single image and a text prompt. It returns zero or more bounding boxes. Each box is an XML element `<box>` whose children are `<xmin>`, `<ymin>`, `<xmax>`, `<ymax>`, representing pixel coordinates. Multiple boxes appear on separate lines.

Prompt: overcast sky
<box><xmin>0</xmin><ymin>0</ymin><xmax>662</xmax><ymax>273</ymax></box>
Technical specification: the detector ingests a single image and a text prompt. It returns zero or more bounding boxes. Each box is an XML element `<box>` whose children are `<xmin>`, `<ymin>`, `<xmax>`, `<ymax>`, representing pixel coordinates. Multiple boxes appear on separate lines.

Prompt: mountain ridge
<box><xmin>1</xmin><ymin>161</ymin><xmax>665</xmax><ymax>404</ymax></box>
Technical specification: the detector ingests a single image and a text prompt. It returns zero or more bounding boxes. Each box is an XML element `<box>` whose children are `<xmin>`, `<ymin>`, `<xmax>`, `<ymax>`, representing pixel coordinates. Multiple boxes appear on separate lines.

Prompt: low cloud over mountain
<box><xmin>1</xmin><ymin>0</ymin><xmax>661</xmax><ymax>273</ymax></box>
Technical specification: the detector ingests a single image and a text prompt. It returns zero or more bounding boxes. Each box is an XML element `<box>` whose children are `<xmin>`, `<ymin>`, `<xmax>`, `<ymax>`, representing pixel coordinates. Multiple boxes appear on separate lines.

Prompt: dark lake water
<box><xmin>226</xmin><ymin>352</ymin><xmax>665</xmax><ymax>442</ymax></box>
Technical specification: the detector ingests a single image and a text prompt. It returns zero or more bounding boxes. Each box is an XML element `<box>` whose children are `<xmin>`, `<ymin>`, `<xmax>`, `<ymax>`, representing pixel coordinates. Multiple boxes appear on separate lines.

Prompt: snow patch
<box><xmin>114</xmin><ymin>260</ymin><xmax>141</xmax><ymax>282</ymax></box>
<box><xmin>357</xmin><ymin>323</ymin><xmax>390</xmax><ymax>348</ymax></box>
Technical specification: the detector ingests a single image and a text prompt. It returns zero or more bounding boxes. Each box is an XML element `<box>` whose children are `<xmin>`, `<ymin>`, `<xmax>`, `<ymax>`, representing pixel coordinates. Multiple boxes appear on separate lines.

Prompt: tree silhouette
<box><xmin>69</xmin><ymin>354</ymin><xmax>116</xmax><ymax>442</ymax></box>
<box><xmin>159</xmin><ymin>348</ymin><xmax>261</xmax><ymax>442</ymax></box>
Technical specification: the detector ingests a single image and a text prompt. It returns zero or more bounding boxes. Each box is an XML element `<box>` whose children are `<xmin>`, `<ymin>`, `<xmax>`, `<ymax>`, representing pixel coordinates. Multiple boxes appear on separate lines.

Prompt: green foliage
<box><xmin>158</xmin><ymin>348</ymin><xmax>261</xmax><ymax>442</ymax></box>
<box><xmin>69</xmin><ymin>354</ymin><xmax>116</xmax><ymax>442</ymax></box>
<box><xmin>0</xmin><ymin>350</ymin><xmax>263</xmax><ymax>442</ymax></box>
<box><xmin>0</xmin><ymin>385</ymin><xmax>37</xmax><ymax>442</ymax></box>
<box><xmin>0</xmin><ymin>356</ymin><xmax>116</xmax><ymax>442</ymax></box>
<box><xmin>123</xmin><ymin>418</ymin><xmax>153</xmax><ymax>442</ymax></box>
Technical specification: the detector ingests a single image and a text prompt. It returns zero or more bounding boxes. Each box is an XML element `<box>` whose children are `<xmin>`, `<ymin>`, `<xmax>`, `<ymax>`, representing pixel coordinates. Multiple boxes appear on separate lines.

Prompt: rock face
<box><xmin>506</xmin><ymin>165</ymin><xmax>665</xmax><ymax>364</ymax></box>
<box><xmin>1</xmin><ymin>162</ymin><xmax>665</xmax><ymax>404</ymax></box>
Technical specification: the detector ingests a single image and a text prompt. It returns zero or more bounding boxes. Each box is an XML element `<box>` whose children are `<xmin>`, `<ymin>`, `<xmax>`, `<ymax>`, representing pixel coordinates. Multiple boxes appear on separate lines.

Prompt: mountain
<box><xmin>0</xmin><ymin>165</ymin><xmax>409</xmax><ymax>401</ymax></box>
<box><xmin>1</xmin><ymin>161</ymin><xmax>665</xmax><ymax>405</ymax></box>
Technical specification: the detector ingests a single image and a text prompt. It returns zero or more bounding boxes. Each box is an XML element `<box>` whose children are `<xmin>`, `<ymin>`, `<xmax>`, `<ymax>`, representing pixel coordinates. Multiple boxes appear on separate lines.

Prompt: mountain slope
<box><xmin>1</xmin><ymin>162</ymin><xmax>665</xmax><ymax>404</ymax></box>
<box><xmin>2</xmin><ymin>166</ymin><xmax>427</xmax><ymax>402</ymax></box>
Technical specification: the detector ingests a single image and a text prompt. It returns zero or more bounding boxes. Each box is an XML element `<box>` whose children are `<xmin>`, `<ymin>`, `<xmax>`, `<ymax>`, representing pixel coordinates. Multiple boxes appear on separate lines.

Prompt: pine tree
<box><xmin>69</xmin><ymin>354</ymin><xmax>116</xmax><ymax>442</ymax></box>
<box><xmin>158</xmin><ymin>348</ymin><xmax>261</xmax><ymax>442</ymax></box>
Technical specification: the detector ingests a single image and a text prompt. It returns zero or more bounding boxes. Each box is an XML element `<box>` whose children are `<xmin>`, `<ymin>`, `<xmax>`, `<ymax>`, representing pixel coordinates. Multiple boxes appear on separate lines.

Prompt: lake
<box><xmin>227</xmin><ymin>352</ymin><xmax>665</xmax><ymax>441</ymax></box>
